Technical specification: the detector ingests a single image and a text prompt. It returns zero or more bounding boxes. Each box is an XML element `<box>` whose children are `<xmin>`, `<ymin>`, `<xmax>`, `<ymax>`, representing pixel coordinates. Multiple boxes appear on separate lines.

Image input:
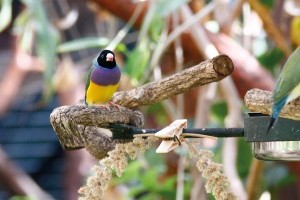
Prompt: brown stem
<box><xmin>246</xmin><ymin>159</ymin><xmax>264</xmax><ymax>200</ymax></box>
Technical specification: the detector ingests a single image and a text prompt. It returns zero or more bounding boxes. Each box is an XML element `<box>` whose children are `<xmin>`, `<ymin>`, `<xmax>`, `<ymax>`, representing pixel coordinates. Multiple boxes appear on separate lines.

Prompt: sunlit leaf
<box><xmin>149</xmin><ymin>15</ymin><xmax>163</xmax><ymax>42</ymax></box>
<box><xmin>12</xmin><ymin>9</ymin><xmax>30</xmax><ymax>34</ymax></box>
<box><xmin>19</xmin><ymin>0</ymin><xmax>59</xmax><ymax>100</ymax></box>
<box><xmin>57</xmin><ymin>37</ymin><xmax>110</xmax><ymax>53</ymax></box>
<box><xmin>124</xmin><ymin>40</ymin><xmax>150</xmax><ymax>84</ymax></box>
<box><xmin>0</xmin><ymin>0</ymin><xmax>12</xmax><ymax>32</ymax></box>
<box><xmin>18</xmin><ymin>22</ymin><xmax>34</xmax><ymax>52</ymax></box>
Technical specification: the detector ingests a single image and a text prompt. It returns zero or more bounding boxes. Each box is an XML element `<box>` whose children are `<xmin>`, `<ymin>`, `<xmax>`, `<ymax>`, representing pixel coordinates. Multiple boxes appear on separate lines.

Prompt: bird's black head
<box><xmin>97</xmin><ymin>50</ymin><xmax>116</xmax><ymax>69</ymax></box>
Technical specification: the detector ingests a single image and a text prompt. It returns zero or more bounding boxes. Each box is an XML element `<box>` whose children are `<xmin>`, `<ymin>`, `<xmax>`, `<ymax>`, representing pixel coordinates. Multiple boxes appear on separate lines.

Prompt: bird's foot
<box><xmin>97</xmin><ymin>104</ymin><xmax>112</xmax><ymax>111</ymax></box>
<box><xmin>108</xmin><ymin>102</ymin><xmax>123</xmax><ymax>111</ymax></box>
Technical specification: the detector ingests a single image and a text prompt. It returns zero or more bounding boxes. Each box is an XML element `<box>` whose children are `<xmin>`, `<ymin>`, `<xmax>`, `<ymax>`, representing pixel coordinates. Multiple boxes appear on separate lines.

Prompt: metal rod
<box><xmin>132</xmin><ymin>128</ymin><xmax>244</xmax><ymax>137</ymax></box>
<box><xmin>109</xmin><ymin>124</ymin><xmax>244</xmax><ymax>139</ymax></box>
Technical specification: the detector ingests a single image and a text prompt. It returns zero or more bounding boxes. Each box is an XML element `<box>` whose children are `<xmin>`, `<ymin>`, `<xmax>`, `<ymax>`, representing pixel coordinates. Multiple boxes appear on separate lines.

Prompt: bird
<box><xmin>85</xmin><ymin>49</ymin><xmax>121</xmax><ymax>107</ymax></box>
<box><xmin>267</xmin><ymin>46</ymin><xmax>300</xmax><ymax>133</ymax></box>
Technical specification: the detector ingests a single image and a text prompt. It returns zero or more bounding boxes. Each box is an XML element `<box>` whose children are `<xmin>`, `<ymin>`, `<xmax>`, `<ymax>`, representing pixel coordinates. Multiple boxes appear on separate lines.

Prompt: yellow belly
<box><xmin>86</xmin><ymin>81</ymin><xmax>119</xmax><ymax>105</ymax></box>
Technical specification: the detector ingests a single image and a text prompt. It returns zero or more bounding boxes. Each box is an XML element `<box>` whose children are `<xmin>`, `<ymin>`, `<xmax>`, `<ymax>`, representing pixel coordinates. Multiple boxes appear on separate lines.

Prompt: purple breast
<box><xmin>90</xmin><ymin>66</ymin><xmax>121</xmax><ymax>86</ymax></box>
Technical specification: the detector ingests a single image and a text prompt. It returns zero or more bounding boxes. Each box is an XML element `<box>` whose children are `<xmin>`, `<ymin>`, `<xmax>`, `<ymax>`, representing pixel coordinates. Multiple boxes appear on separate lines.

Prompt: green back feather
<box><xmin>273</xmin><ymin>47</ymin><xmax>300</xmax><ymax>104</ymax></box>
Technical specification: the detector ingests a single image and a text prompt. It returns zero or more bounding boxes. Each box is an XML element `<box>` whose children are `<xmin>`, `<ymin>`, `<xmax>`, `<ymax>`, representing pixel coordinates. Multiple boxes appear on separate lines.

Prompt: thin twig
<box><xmin>248</xmin><ymin>0</ymin><xmax>291</xmax><ymax>56</ymax></box>
<box><xmin>165</xmin><ymin>1</ymin><xmax>217</xmax><ymax>50</ymax></box>
<box><xmin>106</xmin><ymin>2</ymin><xmax>145</xmax><ymax>51</ymax></box>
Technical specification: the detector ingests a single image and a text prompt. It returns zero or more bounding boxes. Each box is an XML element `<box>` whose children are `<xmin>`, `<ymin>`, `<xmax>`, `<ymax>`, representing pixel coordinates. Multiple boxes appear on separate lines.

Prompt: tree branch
<box><xmin>50</xmin><ymin>55</ymin><xmax>233</xmax><ymax>158</ymax></box>
<box><xmin>111</xmin><ymin>54</ymin><xmax>233</xmax><ymax>107</ymax></box>
<box><xmin>244</xmin><ymin>88</ymin><xmax>300</xmax><ymax>120</ymax></box>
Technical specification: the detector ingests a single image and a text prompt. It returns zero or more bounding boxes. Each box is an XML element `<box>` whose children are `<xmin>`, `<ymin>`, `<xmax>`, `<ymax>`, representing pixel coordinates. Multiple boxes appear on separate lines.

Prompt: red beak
<box><xmin>106</xmin><ymin>53</ymin><xmax>114</xmax><ymax>61</ymax></box>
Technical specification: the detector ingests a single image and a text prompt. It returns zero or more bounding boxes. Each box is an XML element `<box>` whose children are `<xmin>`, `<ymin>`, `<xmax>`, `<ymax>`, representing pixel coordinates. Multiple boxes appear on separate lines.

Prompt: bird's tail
<box><xmin>267</xmin><ymin>97</ymin><xmax>288</xmax><ymax>134</ymax></box>
<box><xmin>266</xmin><ymin>116</ymin><xmax>277</xmax><ymax>134</ymax></box>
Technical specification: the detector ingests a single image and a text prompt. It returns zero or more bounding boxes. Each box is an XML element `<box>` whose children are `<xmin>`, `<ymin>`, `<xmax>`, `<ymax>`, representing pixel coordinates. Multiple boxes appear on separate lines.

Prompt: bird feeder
<box><xmin>109</xmin><ymin>112</ymin><xmax>300</xmax><ymax>161</ymax></box>
<box><xmin>244</xmin><ymin>113</ymin><xmax>300</xmax><ymax>161</ymax></box>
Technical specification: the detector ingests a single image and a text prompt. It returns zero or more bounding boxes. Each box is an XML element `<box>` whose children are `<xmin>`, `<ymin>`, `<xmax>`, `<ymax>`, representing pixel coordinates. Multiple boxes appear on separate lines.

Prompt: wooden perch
<box><xmin>50</xmin><ymin>105</ymin><xmax>144</xmax><ymax>158</ymax></box>
<box><xmin>50</xmin><ymin>55</ymin><xmax>233</xmax><ymax>159</ymax></box>
<box><xmin>244</xmin><ymin>88</ymin><xmax>300</xmax><ymax>120</ymax></box>
<box><xmin>111</xmin><ymin>54</ymin><xmax>233</xmax><ymax>107</ymax></box>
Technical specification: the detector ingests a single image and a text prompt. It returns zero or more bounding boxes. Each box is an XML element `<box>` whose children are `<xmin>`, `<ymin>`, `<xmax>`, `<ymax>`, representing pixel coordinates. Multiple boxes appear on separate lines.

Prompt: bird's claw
<box><xmin>108</xmin><ymin>102</ymin><xmax>123</xmax><ymax>111</ymax></box>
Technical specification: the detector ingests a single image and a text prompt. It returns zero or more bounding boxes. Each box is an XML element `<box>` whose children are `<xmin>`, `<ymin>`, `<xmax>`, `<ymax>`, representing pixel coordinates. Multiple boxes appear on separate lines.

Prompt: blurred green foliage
<box><xmin>0</xmin><ymin>0</ymin><xmax>59</xmax><ymax>100</ymax></box>
<box><xmin>9</xmin><ymin>196</ymin><xmax>32</xmax><ymax>200</ymax></box>
<box><xmin>112</xmin><ymin>149</ymin><xmax>192</xmax><ymax>200</ymax></box>
<box><xmin>257</xmin><ymin>47</ymin><xmax>285</xmax><ymax>73</ymax></box>
<box><xmin>57</xmin><ymin>37</ymin><xmax>127</xmax><ymax>53</ymax></box>
<box><xmin>259</xmin><ymin>0</ymin><xmax>275</xmax><ymax>8</ymax></box>
<box><xmin>211</xmin><ymin>101</ymin><xmax>228</xmax><ymax>126</ymax></box>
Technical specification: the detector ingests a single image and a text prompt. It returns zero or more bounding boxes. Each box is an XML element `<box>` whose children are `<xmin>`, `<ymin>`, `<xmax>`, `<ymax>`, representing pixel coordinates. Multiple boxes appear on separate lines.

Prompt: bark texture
<box><xmin>50</xmin><ymin>105</ymin><xmax>144</xmax><ymax>159</ymax></box>
<box><xmin>244</xmin><ymin>88</ymin><xmax>300</xmax><ymax>120</ymax></box>
<box><xmin>112</xmin><ymin>54</ymin><xmax>233</xmax><ymax>107</ymax></box>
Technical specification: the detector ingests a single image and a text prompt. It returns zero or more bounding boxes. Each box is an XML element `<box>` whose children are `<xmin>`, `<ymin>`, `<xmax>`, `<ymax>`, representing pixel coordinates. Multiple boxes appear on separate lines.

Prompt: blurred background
<box><xmin>0</xmin><ymin>0</ymin><xmax>300</xmax><ymax>199</ymax></box>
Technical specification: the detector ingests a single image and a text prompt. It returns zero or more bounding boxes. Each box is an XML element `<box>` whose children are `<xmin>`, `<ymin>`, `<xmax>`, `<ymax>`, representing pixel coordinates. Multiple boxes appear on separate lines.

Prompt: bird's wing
<box><xmin>84</xmin><ymin>65</ymin><xmax>95</xmax><ymax>102</ymax></box>
<box><xmin>273</xmin><ymin>47</ymin><xmax>300</xmax><ymax>104</ymax></box>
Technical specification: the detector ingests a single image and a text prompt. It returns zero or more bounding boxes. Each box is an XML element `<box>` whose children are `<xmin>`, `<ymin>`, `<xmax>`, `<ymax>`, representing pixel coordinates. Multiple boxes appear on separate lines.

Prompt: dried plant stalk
<box><xmin>78</xmin><ymin>136</ymin><xmax>158</xmax><ymax>200</ymax></box>
<box><xmin>186</xmin><ymin>141</ymin><xmax>237</xmax><ymax>200</ymax></box>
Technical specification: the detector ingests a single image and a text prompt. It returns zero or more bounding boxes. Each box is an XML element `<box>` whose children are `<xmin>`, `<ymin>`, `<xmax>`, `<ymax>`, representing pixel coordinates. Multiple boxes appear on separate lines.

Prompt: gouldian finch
<box><xmin>85</xmin><ymin>50</ymin><xmax>121</xmax><ymax>106</ymax></box>
<box><xmin>267</xmin><ymin>47</ymin><xmax>300</xmax><ymax>133</ymax></box>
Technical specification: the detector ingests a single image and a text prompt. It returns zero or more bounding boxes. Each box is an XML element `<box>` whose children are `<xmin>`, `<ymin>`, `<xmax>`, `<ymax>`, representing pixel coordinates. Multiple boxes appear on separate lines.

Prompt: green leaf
<box><xmin>257</xmin><ymin>47</ymin><xmax>284</xmax><ymax>71</ymax></box>
<box><xmin>124</xmin><ymin>40</ymin><xmax>150</xmax><ymax>84</ymax></box>
<box><xmin>0</xmin><ymin>0</ymin><xmax>12</xmax><ymax>32</ymax></box>
<box><xmin>57</xmin><ymin>37</ymin><xmax>111</xmax><ymax>53</ymax></box>
<box><xmin>23</xmin><ymin>0</ymin><xmax>59</xmax><ymax>100</ymax></box>
<box><xmin>12</xmin><ymin>9</ymin><xmax>30</xmax><ymax>35</ymax></box>
<box><xmin>149</xmin><ymin>15</ymin><xmax>163</xmax><ymax>42</ymax></box>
